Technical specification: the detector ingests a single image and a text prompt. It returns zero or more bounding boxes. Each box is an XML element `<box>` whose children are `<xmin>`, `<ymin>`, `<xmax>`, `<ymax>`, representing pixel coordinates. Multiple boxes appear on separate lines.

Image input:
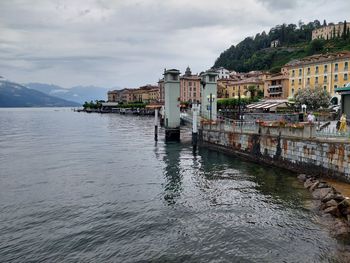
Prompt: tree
<box><xmin>247</xmin><ymin>85</ymin><xmax>257</xmax><ymax>100</ymax></box>
<box><xmin>294</xmin><ymin>88</ymin><xmax>330</xmax><ymax>111</ymax></box>
<box><xmin>323</xmin><ymin>19</ymin><xmax>327</xmax><ymax>27</ymax></box>
<box><xmin>343</xmin><ymin>20</ymin><xmax>347</xmax><ymax>40</ymax></box>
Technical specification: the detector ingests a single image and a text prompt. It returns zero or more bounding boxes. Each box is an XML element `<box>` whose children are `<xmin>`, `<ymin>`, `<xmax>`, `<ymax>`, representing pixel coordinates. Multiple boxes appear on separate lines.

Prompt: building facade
<box><xmin>180</xmin><ymin>66</ymin><xmax>201</xmax><ymax>103</ymax></box>
<box><xmin>285</xmin><ymin>51</ymin><xmax>350</xmax><ymax>97</ymax></box>
<box><xmin>264</xmin><ymin>73</ymin><xmax>289</xmax><ymax>99</ymax></box>
<box><xmin>312</xmin><ymin>22</ymin><xmax>350</xmax><ymax>40</ymax></box>
<box><xmin>215</xmin><ymin>67</ymin><xmax>230</xmax><ymax>79</ymax></box>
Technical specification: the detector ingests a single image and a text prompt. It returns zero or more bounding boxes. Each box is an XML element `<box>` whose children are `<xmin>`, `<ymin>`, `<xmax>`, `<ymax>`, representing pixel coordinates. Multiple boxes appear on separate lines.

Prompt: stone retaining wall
<box><xmin>201</xmin><ymin>125</ymin><xmax>350</xmax><ymax>182</ymax></box>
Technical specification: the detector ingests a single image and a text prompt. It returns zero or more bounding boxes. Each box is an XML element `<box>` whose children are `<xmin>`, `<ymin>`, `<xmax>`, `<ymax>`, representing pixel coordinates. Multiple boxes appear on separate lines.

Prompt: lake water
<box><xmin>0</xmin><ymin>108</ymin><xmax>349</xmax><ymax>262</ymax></box>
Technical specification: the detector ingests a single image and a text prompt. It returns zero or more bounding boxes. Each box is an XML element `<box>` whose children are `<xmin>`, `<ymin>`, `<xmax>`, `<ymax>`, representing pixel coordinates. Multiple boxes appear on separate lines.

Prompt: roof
<box><xmin>285</xmin><ymin>51</ymin><xmax>350</xmax><ymax>68</ymax></box>
<box><xmin>266</xmin><ymin>73</ymin><xmax>288</xmax><ymax>81</ymax></box>
<box><xmin>335</xmin><ymin>82</ymin><xmax>350</xmax><ymax>93</ymax></box>
<box><xmin>246</xmin><ymin>100</ymin><xmax>288</xmax><ymax>109</ymax></box>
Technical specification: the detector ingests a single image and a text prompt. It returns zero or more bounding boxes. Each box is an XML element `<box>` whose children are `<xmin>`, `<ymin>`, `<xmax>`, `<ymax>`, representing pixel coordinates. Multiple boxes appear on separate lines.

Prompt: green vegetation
<box><xmin>217</xmin><ymin>97</ymin><xmax>257</xmax><ymax>109</ymax></box>
<box><xmin>83</xmin><ymin>100</ymin><xmax>146</xmax><ymax>109</ymax></box>
<box><xmin>214</xmin><ymin>20</ymin><xmax>350</xmax><ymax>73</ymax></box>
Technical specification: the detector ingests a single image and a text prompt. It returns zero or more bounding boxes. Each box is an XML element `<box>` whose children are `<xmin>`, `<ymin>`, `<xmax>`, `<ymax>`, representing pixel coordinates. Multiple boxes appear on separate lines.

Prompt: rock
<box><xmin>324</xmin><ymin>205</ymin><xmax>339</xmax><ymax>216</ymax></box>
<box><xmin>309</xmin><ymin>181</ymin><xmax>320</xmax><ymax>192</ymax></box>
<box><xmin>340</xmin><ymin>207</ymin><xmax>350</xmax><ymax>216</ymax></box>
<box><xmin>321</xmin><ymin>192</ymin><xmax>337</xmax><ymax>203</ymax></box>
<box><xmin>331</xmin><ymin>219</ymin><xmax>350</xmax><ymax>237</ymax></box>
<box><xmin>317</xmin><ymin>182</ymin><xmax>330</xmax><ymax>188</ymax></box>
<box><xmin>297</xmin><ymin>174</ymin><xmax>307</xmax><ymax>182</ymax></box>
<box><xmin>333</xmin><ymin>194</ymin><xmax>345</xmax><ymax>202</ymax></box>
<box><xmin>325</xmin><ymin>199</ymin><xmax>338</xmax><ymax>208</ymax></box>
<box><xmin>312</xmin><ymin>188</ymin><xmax>333</xmax><ymax>199</ymax></box>
<box><xmin>304</xmin><ymin>178</ymin><xmax>314</xmax><ymax>189</ymax></box>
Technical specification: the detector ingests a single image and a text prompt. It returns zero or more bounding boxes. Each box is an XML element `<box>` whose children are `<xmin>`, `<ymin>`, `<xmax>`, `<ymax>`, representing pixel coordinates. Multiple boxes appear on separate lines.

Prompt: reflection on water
<box><xmin>0</xmin><ymin>108</ymin><xmax>349</xmax><ymax>262</ymax></box>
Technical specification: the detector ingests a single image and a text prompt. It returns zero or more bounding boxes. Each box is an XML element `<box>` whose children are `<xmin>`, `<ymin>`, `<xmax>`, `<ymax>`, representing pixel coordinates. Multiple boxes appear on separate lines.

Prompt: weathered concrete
<box><xmin>200</xmin><ymin>125</ymin><xmax>350</xmax><ymax>182</ymax></box>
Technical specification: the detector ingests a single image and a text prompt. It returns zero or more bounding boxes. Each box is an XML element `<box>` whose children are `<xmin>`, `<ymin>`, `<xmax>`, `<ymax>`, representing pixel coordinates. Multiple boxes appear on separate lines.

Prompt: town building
<box><xmin>270</xmin><ymin>39</ymin><xmax>280</xmax><ymax>48</ymax></box>
<box><xmin>263</xmin><ymin>72</ymin><xmax>289</xmax><ymax>99</ymax></box>
<box><xmin>284</xmin><ymin>51</ymin><xmax>350</xmax><ymax>97</ymax></box>
<box><xmin>312</xmin><ymin>22</ymin><xmax>350</xmax><ymax>40</ymax></box>
<box><xmin>180</xmin><ymin>66</ymin><xmax>201</xmax><ymax>103</ymax></box>
<box><xmin>218</xmin><ymin>71</ymin><xmax>269</xmax><ymax>99</ymax></box>
<box><xmin>107</xmin><ymin>90</ymin><xmax>120</xmax><ymax>102</ymax></box>
<box><xmin>215</xmin><ymin>67</ymin><xmax>230</xmax><ymax>79</ymax></box>
<box><xmin>158</xmin><ymin>78</ymin><xmax>165</xmax><ymax>104</ymax></box>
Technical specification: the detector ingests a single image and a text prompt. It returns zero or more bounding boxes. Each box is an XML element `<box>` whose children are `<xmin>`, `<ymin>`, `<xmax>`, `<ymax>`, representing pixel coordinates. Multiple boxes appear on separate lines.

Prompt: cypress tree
<box><xmin>343</xmin><ymin>20</ymin><xmax>347</xmax><ymax>40</ymax></box>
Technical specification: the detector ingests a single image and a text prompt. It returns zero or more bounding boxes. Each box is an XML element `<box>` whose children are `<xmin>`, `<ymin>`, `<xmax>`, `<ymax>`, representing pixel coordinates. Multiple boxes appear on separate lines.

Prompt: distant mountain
<box><xmin>0</xmin><ymin>79</ymin><xmax>81</xmax><ymax>107</ymax></box>
<box><xmin>25</xmin><ymin>83</ymin><xmax>110</xmax><ymax>104</ymax></box>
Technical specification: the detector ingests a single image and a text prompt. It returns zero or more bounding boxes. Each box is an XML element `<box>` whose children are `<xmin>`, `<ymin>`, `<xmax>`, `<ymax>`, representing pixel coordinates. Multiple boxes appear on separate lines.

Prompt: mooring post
<box><xmin>192</xmin><ymin>104</ymin><xmax>198</xmax><ymax>150</ymax></box>
<box><xmin>154</xmin><ymin>108</ymin><xmax>158</xmax><ymax>141</ymax></box>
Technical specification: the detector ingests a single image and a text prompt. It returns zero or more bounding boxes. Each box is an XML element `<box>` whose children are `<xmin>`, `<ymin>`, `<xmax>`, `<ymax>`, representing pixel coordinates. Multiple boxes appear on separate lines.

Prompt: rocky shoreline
<box><xmin>298</xmin><ymin>174</ymin><xmax>350</xmax><ymax>238</ymax></box>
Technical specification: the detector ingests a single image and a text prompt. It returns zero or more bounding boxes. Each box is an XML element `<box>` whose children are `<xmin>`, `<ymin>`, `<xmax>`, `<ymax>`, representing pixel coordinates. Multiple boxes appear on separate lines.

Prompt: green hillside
<box><xmin>214</xmin><ymin>20</ymin><xmax>350</xmax><ymax>73</ymax></box>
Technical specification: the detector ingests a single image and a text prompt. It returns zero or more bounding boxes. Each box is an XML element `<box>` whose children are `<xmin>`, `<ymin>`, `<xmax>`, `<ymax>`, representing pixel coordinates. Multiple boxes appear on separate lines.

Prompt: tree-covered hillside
<box><xmin>214</xmin><ymin>20</ymin><xmax>350</xmax><ymax>73</ymax></box>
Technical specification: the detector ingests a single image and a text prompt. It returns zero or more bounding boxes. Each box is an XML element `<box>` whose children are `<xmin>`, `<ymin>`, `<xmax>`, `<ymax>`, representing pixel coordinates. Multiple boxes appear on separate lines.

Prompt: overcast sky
<box><xmin>0</xmin><ymin>0</ymin><xmax>349</xmax><ymax>89</ymax></box>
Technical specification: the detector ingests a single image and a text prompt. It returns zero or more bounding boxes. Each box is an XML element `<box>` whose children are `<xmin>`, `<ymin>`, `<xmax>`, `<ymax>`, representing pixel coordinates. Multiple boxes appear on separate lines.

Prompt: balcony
<box><xmin>268</xmin><ymin>85</ymin><xmax>283</xmax><ymax>95</ymax></box>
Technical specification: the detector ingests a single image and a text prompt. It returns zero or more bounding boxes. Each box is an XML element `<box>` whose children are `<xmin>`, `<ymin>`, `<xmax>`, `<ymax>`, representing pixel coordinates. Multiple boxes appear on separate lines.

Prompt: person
<box><xmin>338</xmin><ymin>113</ymin><xmax>347</xmax><ymax>133</ymax></box>
<box><xmin>307</xmin><ymin>112</ymin><xmax>315</xmax><ymax>124</ymax></box>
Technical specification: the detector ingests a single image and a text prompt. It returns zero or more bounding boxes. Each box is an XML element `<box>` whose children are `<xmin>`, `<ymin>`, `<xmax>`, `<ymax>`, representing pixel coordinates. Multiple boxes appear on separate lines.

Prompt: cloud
<box><xmin>0</xmin><ymin>0</ymin><xmax>349</xmax><ymax>88</ymax></box>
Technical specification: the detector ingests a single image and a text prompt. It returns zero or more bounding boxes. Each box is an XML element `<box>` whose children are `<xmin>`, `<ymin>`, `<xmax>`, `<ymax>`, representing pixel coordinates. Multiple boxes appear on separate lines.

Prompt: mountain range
<box><xmin>0</xmin><ymin>78</ymin><xmax>80</xmax><ymax>107</ymax></box>
<box><xmin>25</xmin><ymin>83</ymin><xmax>110</xmax><ymax>104</ymax></box>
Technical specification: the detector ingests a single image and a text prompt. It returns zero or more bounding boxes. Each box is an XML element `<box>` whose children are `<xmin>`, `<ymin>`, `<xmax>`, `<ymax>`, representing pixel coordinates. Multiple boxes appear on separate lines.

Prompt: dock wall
<box><xmin>200</xmin><ymin>125</ymin><xmax>350</xmax><ymax>182</ymax></box>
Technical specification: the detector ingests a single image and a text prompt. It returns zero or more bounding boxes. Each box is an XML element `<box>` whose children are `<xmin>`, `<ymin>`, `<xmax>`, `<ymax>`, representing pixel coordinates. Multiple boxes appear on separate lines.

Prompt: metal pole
<box><xmin>154</xmin><ymin>108</ymin><xmax>158</xmax><ymax>141</ymax></box>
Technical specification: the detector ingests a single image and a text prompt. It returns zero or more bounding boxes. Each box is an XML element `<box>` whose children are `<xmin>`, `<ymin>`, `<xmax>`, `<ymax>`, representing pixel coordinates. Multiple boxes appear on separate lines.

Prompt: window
<box><xmin>345</xmin><ymin>73</ymin><xmax>348</xmax><ymax>81</ymax></box>
<box><xmin>298</xmin><ymin>78</ymin><xmax>302</xmax><ymax>85</ymax></box>
<box><xmin>324</xmin><ymin>75</ymin><xmax>327</xmax><ymax>83</ymax></box>
<box><xmin>292</xmin><ymin>70</ymin><xmax>295</xmax><ymax>77</ymax></box>
<box><xmin>307</xmin><ymin>67</ymin><xmax>310</xmax><ymax>75</ymax></box>
<box><xmin>335</xmin><ymin>63</ymin><xmax>338</xmax><ymax>72</ymax></box>
<box><xmin>307</xmin><ymin>77</ymin><xmax>310</xmax><ymax>84</ymax></box>
<box><xmin>189</xmin><ymin>82</ymin><xmax>192</xmax><ymax>86</ymax></box>
<box><xmin>292</xmin><ymin>79</ymin><xmax>295</xmax><ymax>86</ymax></box>
<box><xmin>345</xmin><ymin>62</ymin><xmax>349</xmax><ymax>70</ymax></box>
<box><xmin>315</xmin><ymin>77</ymin><xmax>318</xmax><ymax>84</ymax></box>
<box><xmin>291</xmin><ymin>88</ymin><xmax>295</xmax><ymax>95</ymax></box>
<box><xmin>315</xmin><ymin>66</ymin><xmax>319</xmax><ymax>74</ymax></box>
<box><xmin>299</xmin><ymin>68</ymin><xmax>302</xmax><ymax>76</ymax></box>
<box><xmin>209</xmin><ymin>76</ymin><xmax>215</xmax><ymax>82</ymax></box>
<box><xmin>334</xmin><ymin>85</ymin><xmax>338</xmax><ymax>89</ymax></box>
<box><xmin>324</xmin><ymin>86</ymin><xmax>327</xmax><ymax>91</ymax></box>
<box><xmin>324</xmin><ymin>64</ymin><xmax>328</xmax><ymax>72</ymax></box>
<box><xmin>335</xmin><ymin>74</ymin><xmax>338</xmax><ymax>82</ymax></box>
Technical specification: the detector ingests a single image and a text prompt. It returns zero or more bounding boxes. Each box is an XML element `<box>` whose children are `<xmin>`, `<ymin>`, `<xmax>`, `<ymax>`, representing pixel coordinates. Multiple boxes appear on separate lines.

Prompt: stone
<box><xmin>304</xmin><ymin>178</ymin><xmax>314</xmax><ymax>189</ymax></box>
<box><xmin>312</xmin><ymin>188</ymin><xmax>332</xmax><ymax>199</ymax></box>
<box><xmin>325</xmin><ymin>199</ymin><xmax>338</xmax><ymax>208</ymax></box>
<box><xmin>321</xmin><ymin>192</ymin><xmax>337</xmax><ymax>203</ymax></box>
<box><xmin>309</xmin><ymin>181</ymin><xmax>320</xmax><ymax>192</ymax></box>
<box><xmin>324</xmin><ymin>206</ymin><xmax>339</xmax><ymax>216</ymax></box>
<box><xmin>317</xmin><ymin>182</ymin><xmax>330</xmax><ymax>189</ymax></box>
<box><xmin>297</xmin><ymin>174</ymin><xmax>307</xmax><ymax>182</ymax></box>
<box><xmin>331</xmin><ymin>219</ymin><xmax>350</xmax><ymax>237</ymax></box>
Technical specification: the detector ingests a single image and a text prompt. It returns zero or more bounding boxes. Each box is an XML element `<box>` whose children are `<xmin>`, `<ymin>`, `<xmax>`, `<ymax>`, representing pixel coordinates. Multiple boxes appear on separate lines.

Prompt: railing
<box><xmin>315</xmin><ymin>125</ymin><xmax>350</xmax><ymax>138</ymax></box>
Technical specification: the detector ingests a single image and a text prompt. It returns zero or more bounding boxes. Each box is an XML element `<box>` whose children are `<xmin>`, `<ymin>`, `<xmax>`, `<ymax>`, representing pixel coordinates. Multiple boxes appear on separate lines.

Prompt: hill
<box><xmin>214</xmin><ymin>20</ymin><xmax>350</xmax><ymax>73</ymax></box>
<box><xmin>25</xmin><ymin>83</ymin><xmax>110</xmax><ymax>104</ymax></box>
<box><xmin>0</xmin><ymin>79</ymin><xmax>80</xmax><ymax>107</ymax></box>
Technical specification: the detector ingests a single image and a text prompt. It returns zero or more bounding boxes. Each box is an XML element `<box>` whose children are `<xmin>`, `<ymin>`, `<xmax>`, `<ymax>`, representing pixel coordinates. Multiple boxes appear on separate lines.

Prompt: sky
<box><xmin>0</xmin><ymin>0</ymin><xmax>349</xmax><ymax>89</ymax></box>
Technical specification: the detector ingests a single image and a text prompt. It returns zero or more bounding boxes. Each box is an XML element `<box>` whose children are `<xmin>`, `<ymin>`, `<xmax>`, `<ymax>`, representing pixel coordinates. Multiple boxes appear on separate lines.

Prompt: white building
<box><xmin>216</xmin><ymin>67</ymin><xmax>230</xmax><ymax>79</ymax></box>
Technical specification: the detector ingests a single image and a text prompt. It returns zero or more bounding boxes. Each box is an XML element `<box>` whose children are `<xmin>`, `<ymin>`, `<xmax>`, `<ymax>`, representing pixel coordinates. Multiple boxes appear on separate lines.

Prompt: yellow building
<box><xmin>285</xmin><ymin>51</ymin><xmax>350</xmax><ymax>97</ymax></box>
<box><xmin>148</xmin><ymin>88</ymin><xmax>160</xmax><ymax>103</ymax></box>
<box><xmin>312</xmin><ymin>22</ymin><xmax>350</xmax><ymax>40</ymax></box>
